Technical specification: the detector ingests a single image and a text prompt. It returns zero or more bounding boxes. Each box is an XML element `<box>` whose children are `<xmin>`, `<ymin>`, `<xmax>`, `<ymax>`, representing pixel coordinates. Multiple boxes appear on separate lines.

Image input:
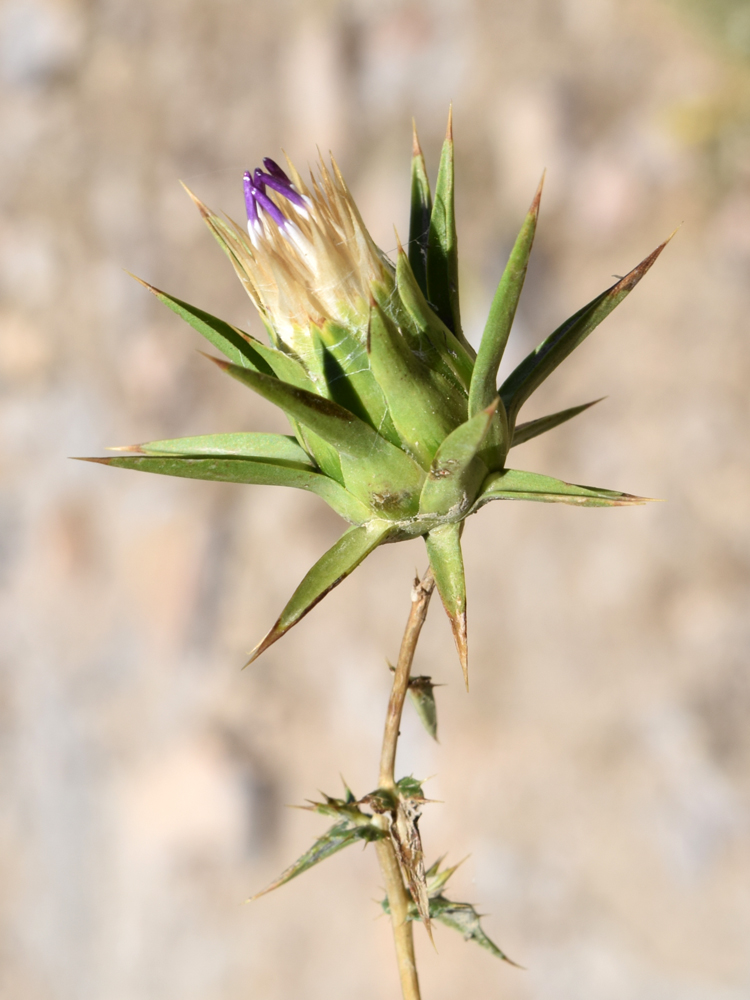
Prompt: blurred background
<box><xmin>2</xmin><ymin>0</ymin><xmax>750</xmax><ymax>997</ymax></box>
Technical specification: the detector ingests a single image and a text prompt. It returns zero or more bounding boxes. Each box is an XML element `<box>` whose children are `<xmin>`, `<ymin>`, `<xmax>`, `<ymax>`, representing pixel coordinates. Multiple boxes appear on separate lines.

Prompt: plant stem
<box><xmin>379</xmin><ymin>568</ymin><xmax>435</xmax><ymax>790</ymax></box>
<box><xmin>376</xmin><ymin>568</ymin><xmax>435</xmax><ymax>1000</ymax></box>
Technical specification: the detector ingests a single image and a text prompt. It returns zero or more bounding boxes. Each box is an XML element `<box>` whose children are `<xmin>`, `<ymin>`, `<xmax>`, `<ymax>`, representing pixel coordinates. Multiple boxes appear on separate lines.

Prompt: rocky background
<box><xmin>2</xmin><ymin>0</ymin><xmax>750</xmax><ymax>997</ymax></box>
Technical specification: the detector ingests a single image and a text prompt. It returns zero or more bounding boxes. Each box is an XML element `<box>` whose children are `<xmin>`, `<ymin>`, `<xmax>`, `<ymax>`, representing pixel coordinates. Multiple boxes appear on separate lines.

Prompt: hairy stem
<box><xmin>376</xmin><ymin>568</ymin><xmax>435</xmax><ymax>1000</ymax></box>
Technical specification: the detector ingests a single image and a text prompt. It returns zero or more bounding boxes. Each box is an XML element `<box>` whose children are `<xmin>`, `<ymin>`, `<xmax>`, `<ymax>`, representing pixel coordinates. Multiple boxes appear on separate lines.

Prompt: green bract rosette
<box><xmin>80</xmin><ymin>114</ymin><xmax>669</xmax><ymax>684</ymax></box>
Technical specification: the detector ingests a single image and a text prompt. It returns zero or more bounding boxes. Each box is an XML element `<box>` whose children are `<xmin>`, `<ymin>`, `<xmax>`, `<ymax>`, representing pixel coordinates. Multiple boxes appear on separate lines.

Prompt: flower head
<box><xmin>228</xmin><ymin>154</ymin><xmax>391</xmax><ymax>363</ymax></box>
<box><xmin>86</xmin><ymin>114</ymin><xmax>669</xmax><ymax>685</ymax></box>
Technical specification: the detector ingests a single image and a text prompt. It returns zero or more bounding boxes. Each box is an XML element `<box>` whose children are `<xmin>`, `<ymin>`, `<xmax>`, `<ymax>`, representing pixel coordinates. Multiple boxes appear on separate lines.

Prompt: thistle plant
<box><xmin>81</xmin><ymin>112</ymin><xmax>667</xmax><ymax>998</ymax></box>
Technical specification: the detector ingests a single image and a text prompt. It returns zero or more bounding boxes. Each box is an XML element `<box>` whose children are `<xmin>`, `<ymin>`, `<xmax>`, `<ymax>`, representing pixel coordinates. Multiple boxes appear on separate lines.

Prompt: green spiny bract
<box><xmin>85</xmin><ymin>114</ymin><xmax>668</xmax><ymax>685</ymax></box>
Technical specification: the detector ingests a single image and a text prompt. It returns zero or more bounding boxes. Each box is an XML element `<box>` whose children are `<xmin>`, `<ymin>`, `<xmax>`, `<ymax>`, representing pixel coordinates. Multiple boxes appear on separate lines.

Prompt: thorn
<box><xmin>106</xmin><ymin>444</ymin><xmax>144</xmax><ymax>453</ymax></box>
<box><xmin>393</xmin><ymin>226</ymin><xmax>405</xmax><ymax>255</ymax></box>
<box><xmin>530</xmin><ymin>169</ymin><xmax>546</xmax><ymax>216</ymax></box>
<box><xmin>198</xmin><ymin>350</ymin><xmax>230</xmax><ymax>371</ymax></box>
<box><xmin>124</xmin><ymin>269</ymin><xmax>155</xmax><ymax>293</ymax></box>
<box><xmin>180</xmin><ymin>180</ymin><xmax>212</xmax><ymax>218</ymax></box>
<box><xmin>411</xmin><ymin>118</ymin><xmax>424</xmax><ymax>159</ymax></box>
<box><xmin>612</xmin><ymin>231</ymin><xmax>676</xmax><ymax>295</ymax></box>
<box><xmin>446</xmin><ymin>103</ymin><xmax>453</xmax><ymax>142</ymax></box>
<box><xmin>451</xmin><ymin>609</ymin><xmax>469</xmax><ymax>691</ymax></box>
<box><xmin>69</xmin><ymin>456</ymin><xmax>111</xmax><ymax>465</ymax></box>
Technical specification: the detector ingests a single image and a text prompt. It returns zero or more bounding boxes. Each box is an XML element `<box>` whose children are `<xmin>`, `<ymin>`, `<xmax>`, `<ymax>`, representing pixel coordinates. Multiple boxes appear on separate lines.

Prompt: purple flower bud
<box><xmin>263</xmin><ymin>158</ymin><xmax>291</xmax><ymax>183</ymax></box>
<box><xmin>252</xmin><ymin>184</ymin><xmax>288</xmax><ymax>229</ymax></box>
<box><xmin>243</xmin><ymin>171</ymin><xmax>259</xmax><ymax>229</ymax></box>
<box><xmin>253</xmin><ymin>168</ymin><xmax>266</xmax><ymax>191</ymax></box>
<box><xmin>256</xmin><ymin>170</ymin><xmax>306</xmax><ymax>209</ymax></box>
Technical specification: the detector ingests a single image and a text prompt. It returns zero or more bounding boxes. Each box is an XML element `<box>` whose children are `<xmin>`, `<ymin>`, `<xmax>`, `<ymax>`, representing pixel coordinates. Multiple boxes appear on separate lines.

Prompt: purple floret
<box><xmin>256</xmin><ymin>170</ymin><xmax>306</xmax><ymax>209</ymax></box>
<box><xmin>263</xmin><ymin>158</ymin><xmax>291</xmax><ymax>183</ymax></box>
<box><xmin>243</xmin><ymin>171</ymin><xmax>259</xmax><ymax>228</ymax></box>
<box><xmin>251</xmin><ymin>184</ymin><xmax>287</xmax><ymax>228</ymax></box>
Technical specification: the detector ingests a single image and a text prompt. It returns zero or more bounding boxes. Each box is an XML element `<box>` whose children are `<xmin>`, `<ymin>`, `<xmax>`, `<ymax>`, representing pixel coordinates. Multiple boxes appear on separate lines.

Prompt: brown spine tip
<box><xmin>124</xmin><ymin>270</ymin><xmax>156</xmax><ymax>294</ymax></box>
<box><xmin>411</xmin><ymin>118</ymin><xmax>424</xmax><ymax>159</ymax></box>
<box><xmin>198</xmin><ymin>350</ymin><xmax>230</xmax><ymax>371</ymax></box>
<box><xmin>179</xmin><ymin>180</ymin><xmax>211</xmax><ymax>219</ymax></box>
<box><xmin>614</xmin><ymin>232</ymin><xmax>676</xmax><ymax>295</ymax></box>
<box><xmin>530</xmin><ymin>169</ymin><xmax>546</xmax><ymax>217</ymax></box>
<box><xmin>70</xmin><ymin>456</ymin><xmax>112</xmax><ymax>465</ymax></box>
<box><xmin>449</xmin><ymin>609</ymin><xmax>468</xmax><ymax>691</ymax></box>
<box><xmin>243</xmin><ymin>622</ymin><xmax>282</xmax><ymax>669</ymax></box>
<box><xmin>445</xmin><ymin>103</ymin><xmax>453</xmax><ymax>142</ymax></box>
<box><xmin>393</xmin><ymin>225</ymin><xmax>405</xmax><ymax>256</ymax></box>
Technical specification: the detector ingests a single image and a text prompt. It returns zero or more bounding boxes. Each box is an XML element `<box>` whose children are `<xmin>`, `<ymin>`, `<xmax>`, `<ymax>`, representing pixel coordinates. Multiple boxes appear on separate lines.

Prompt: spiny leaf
<box><xmin>499</xmin><ymin>236</ymin><xmax>672</xmax><ymax>428</ymax></box>
<box><xmin>396</xmin><ymin>775</ymin><xmax>426</xmax><ymax>799</ymax></box>
<box><xmin>77</xmin><ymin>455</ymin><xmax>371</xmax><ymax>523</ymax></box>
<box><xmin>424</xmin><ymin>856</ymin><xmax>465</xmax><ymax>898</ymax></box>
<box><xmin>424</xmin><ymin>522</ymin><xmax>468</xmax><ymax>688</ymax></box>
<box><xmin>419</xmin><ymin>402</ymin><xmax>500</xmax><ymax>517</ymax></box>
<box><xmin>133</xmin><ymin>277</ymin><xmax>275</xmax><ymax>375</ymax></box>
<box><xmin>428</xmin><ymin>896</ymin><xmax>519</xmax><ymax>965</ymax></box>
<box><xmin>427</xmin><ymin>107</ymin><xmax>467</xmax><ymax>349</ymax></box>
<box><xmin>208</xmin><ymin>356</ymin><xmax>425</xmax><ymax>515</ymax></box>
<box><xmin>394</xmin><ymin>248</ymin><xmax>474</xmax><ymax>392</ymax></box>
<box><xmin>135</xmin><ymin>277</ymin><xmax>330</xmax><ymax>475</ymax></box>
<box><xmin>510</xmin><ymin>398</ymin><xmax>604</xmax><ymax>448</ymax></box>
<box><xmin>407</xmin><ymin>676</ymin><xmax>439</xmax><ymax>741</ymax></box>
<box><xmin>313</xmin><ymin>321</ymin><xmax>401</xmax><ymax>447</ymax></box>
<box><xmin>112</xmin><ymin>432</ymin><xmax>315</xmax><ymax>465</ymax></box>
<box><xmin>469</xmin><ymin>175</ymin><xmax>543</xmax><ymax>417</ymax></box>
<box><xmin>304</xmin><ymin>786</ymin><xmax>378</xmax><ymax>827</ymax></box>
<box><xmin>367</xmin><ymin>301</ymin><xmax>466</xmax><ymax>470</ymax></box>
<box><xmin>251</xmin><ymin>820</ymin><xmax>383</xmax><ymax>899</ymax></box>
<box><xmin>472</xmin><ymin>468</ymin><xmax>656</xmax><ymax>509</ymax></box>
<box><xmin>247</xmin><ymin>521</ymin><xmax>394</xmax><ymax>664</ymax></box>
<box><xmin>381</xmin><ymin>874</ymin><xmax>518</xmax><ymax>966</ymax></box>
<box><xmin>408</xmin><ymin>121</ymin><xmax>432</xmax><ymax>297</ymax></box>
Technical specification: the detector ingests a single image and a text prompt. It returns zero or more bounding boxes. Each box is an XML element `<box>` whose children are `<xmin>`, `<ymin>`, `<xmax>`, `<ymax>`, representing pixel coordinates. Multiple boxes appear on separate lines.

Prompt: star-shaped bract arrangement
<box><xmin>83</xmin><ymin>113</ymin><xmax>667</xmax><ymax>686</ymax></box>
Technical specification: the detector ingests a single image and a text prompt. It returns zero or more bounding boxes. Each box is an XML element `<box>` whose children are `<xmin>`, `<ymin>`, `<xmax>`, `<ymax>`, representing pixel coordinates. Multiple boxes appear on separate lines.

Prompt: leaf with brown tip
<box><xmin>500</xmin><ymin>236</ymin><xmax>673</xmax><ymax>428</ymax></box>
<box><xmin>424</xmin><ymin>522</ymin><xmax>468</xmax><ymax>689</ymax></box>
<box><xmin>246</xmin><ymin>521</ymin><xmax>394</xmax><ymax>665</ymax></box>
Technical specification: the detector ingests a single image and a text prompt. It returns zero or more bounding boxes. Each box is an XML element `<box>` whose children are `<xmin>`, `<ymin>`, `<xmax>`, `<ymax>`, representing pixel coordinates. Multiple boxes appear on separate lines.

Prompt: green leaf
<box><xmin>211</xmin><ymin>357</ymin><xmax>425</xmax><ymax>517</ymax></box>
<box><xmin>427</xmin><ymin>108</ymin><xmax>466</xmax><ymax>349</ymax></box>
<box><xmin>408</xmin><ymin>121</ymin><xmax>432</xmax><ymax>297</ymax></box>
<box><xmin>133</xmin><ymin>277</ymin><xmax>278</xmax><ymax>373</ymax></box>
<box><xmin>396</xmin><ymin>775</ymin><xmax>426</xmax><ymax>799</ymax></box>
<box><xmin>367</xmin><ymin>302</ymin><xmax>466</xmax><ymax>470</ymax></box>
<box><xmin>251</xmin><ymin>819</ymin><xmax>383</xmax><ymax>899</ymax></box>
<box><xmin>115</xmin><ymin>432</ymin><xmax>315</xmax><ymax>465</ymax></box>
<box><xmin>469</xmin><ymin>176</ymin><xmax>543</xmax><ymax>417</ymax></box>
<box><xmin>313</xmin><ymin>321</ymin><xmax>401</xmax><ymax>447</ymax></box>
<box><xmin>304</xmin><ymin>785</ymin><xmax>379</xmax><ymax>827</ymax></box>
<box><xmin>79</xmin><ymin>455</ymin><xmax>371</xmax><ymax>523</ymax></box>
<box><xmin>510</xmin><ymin>398</ymin><xmax>603</xmax><ymax>448</ymax></box>
<box><xmin>424</xmin><ymin>856</ymin><xmax>464</xmax><ymax>898</ymax></box>
<box><xmin>247</xmin><ymin>521</ymin><xmax>394</xmax><ymax>664</ymax></box>
<box><xmin>381</xmin><ymin>853</ymin><xmax>518</xmax><ymax>966</ymax></box>
<box><xmin>407</xmin><ymin>677</ymin><xmax>439</xmax><ymax>740</ymax></box>
<box><xmin>428</xmin><ymin>896</ymin><xmax>518</xmax><ymax>965</ymax></box>
<box><xmin>419</xmin><ymin>403</ymin><xmax>500</xmax><ymax>517</ymax></box>
<box><xmin>424</xmin><ymin>522</ymin><xmax>468</xmax><ymax>688</ymax></box>
<box><xmin>499</xmin><ymin>238</ymin><xmax>671</xmax><ymax>428</ymax></box>
<box><xmin>472</xmin><ymin>468</ymin><xmax>655</xmax><ymax>509</ymax></box>
<box><xmin>394</xmin><ymin>248</ymin><xmax>474</xmax><ymax>392</ymax></box>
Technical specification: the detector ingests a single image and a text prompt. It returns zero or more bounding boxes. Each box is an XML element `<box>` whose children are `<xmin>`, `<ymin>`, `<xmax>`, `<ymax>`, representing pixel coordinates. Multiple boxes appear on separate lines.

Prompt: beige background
<box><xmin>2</xmin><ymin>0</ymin><xmax>750</xmax><ymax>997</ymax></box>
